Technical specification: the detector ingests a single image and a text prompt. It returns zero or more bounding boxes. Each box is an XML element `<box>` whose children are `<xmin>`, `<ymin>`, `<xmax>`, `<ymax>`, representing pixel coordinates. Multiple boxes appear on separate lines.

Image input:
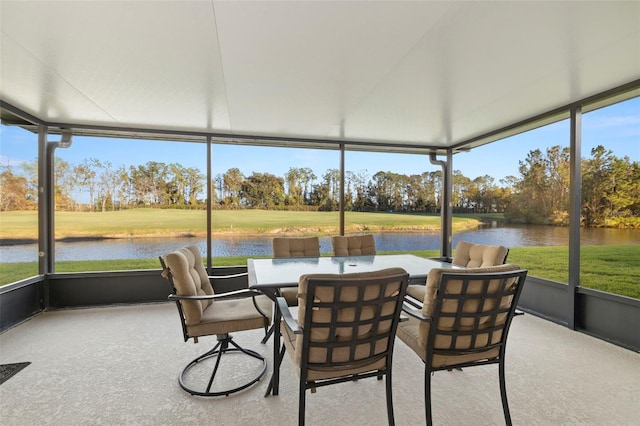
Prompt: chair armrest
<box><xmin>402</xmin><ymin>302</ymin><xmax>432</xmax><ymax>322</ymax></box>
<box><xmin>208</xmin><ymin>272</ymin><xmax>248</xmax><ymax>280</ymax></box>
<box><xmin>277</xmin><ymin>297</ymin><xmax>302</xmax><ymax>334</ymax></box>
<box><xmin>169</xmin><ymin>288</ymin><xmax>261</xmax><ymax>302</ymax></box>
<box><xmin>404</xmin><ymin>294</ymin><xmax>424</xmax><ymax>310</ymax></box>
<box><xmin>429</xmin><ymin>256</ymin><xmax>452</xmax><ymax>263</ymax></box>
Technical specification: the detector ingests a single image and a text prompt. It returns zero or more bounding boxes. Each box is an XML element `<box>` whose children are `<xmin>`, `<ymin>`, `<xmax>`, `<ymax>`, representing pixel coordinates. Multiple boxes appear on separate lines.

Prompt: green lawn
<box><xmin>2</xmin><ymin>245</ymin><xmax>638</xmax><ymax>299</ymax></box>
<box><xmin>0</xmin><ymin>209</ymin><xmax>479</xmax><ymax>241</ymax></box>
<box><xmin>2</xmin><ymin>209</ymin><xmax>637</xmax><ymax>297</ymax></box>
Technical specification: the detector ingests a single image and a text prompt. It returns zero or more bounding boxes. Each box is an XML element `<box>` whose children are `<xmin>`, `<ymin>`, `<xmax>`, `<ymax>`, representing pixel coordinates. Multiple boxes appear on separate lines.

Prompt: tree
<box><xmin>0</xmin><ymin>165</ymin><xmax>35</xmax><ymax>211</ymax></box>
<box><xmin>299</xmin><ymin>167</ymin><xmax>317</xmax><ymax>206</ymax></box>
<box><xmin>240</xmin><ymin>172</ymin><xmax>285</xmax><ymax>208</ymax></box>
<box><xmin>545</xmin><ymin>145</ymin><xmax>570</xmax><ymax>223</ymax></box>
<box><xmin>129</xmin><ymin>161</ymin><xmax>169</xmax><ymax>206</ymax></box>
<box><xmin>405</xmin><ymin>174</ymin><xmax>424</xmax><ymax>212</ymax></box>
<box><xmin>348</xmin><ymin>169</ymin><xmax>370</xmax><ymax>211</ymax></box>
<box><xmin>314</xmin><ymin>169</ymin><xmax>340</xmax><ymax>211</ymax></box>
<box><xmin>19</xmin><ymin>160</ymin><xmax>39</xmax><ymax>206</ymax></box>
<box><xmin>222</xmin><ymin>168</ymin><xmax>244</xmax><ymax>208</ymax></box>
<box><xmin>497</xmin><ymin>176</ymin><xmax>518</xmax><ymax>213</ymax></box>
<box><xmin>470</xmin><ymin>175</ymin><xmax>498</xmax><ymax>213</ymax></box>
<box><xmin>87</xmin><ymin>159</ymin><xmax>120</xmax><ymax>212</ymax></box>
<box><xmin>452</xmin><ymin>170</ymin><xmax>472</xmax><ymax>211</ymax></box>
<box><xmin>609</xmin><ymin>157</ymin><xmax>640</xmax><ymax>220</ymax></box>
<box><xmin>284</xmin><ymin>167</ymin><xmax>303</xmax><ymax>207</ymax></box>
<box><xmin>425</xmin><ymin>171</ymin><xmax>442</xmax><ymax>213</ymax></box>
<box><xmin>184</xmin><ymin>167</ymin><xmax>204</xmax><ymax>206</ymax></box>
<box><xmin>54</xmin><ymin>157</ymin><xmax>74</xmax><ymax>211</ymax></box>
<box><xmin>308</xmin><ymin>182</ymin><xmax>329</xmax><ymax>210</ymax></box>
<box><xmin>114</xmin><ymin>165</ymin><xmax>131</xmax><ymax>209</ymax></box>
<box><xmin>166</xmin><ymin>163</ymin><xmax>187</xmax><ymax>205</ymax></box>
<box><xmin>506</xmin><ymin>148</ymin><xmax>554</xmax><ymax>223</ymax></box>
<box><xmin>582</xmin><ymin>146</ymin><xmax>640</xmax><ymax>227</ymax></box>
<box><xmin>368</xmin><ymin>171</ymin><xmax>409</xmax><ymax>212</ymax></box>
<box><xmin>368</xmin><ymin>171</ymin><xmax>390</xmax><ymax>211</ymax></box>
<box><xmin>73</xmin><ymin>161</ymin><xmax>96</xmax><ymax>211</ymax></box>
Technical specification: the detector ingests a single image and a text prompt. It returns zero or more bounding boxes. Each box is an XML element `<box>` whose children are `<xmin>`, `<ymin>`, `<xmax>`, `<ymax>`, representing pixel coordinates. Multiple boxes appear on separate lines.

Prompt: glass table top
<box><xmin>248</xmin><ymin>254</ymin><xmax>458</xmax><ymax>288</ymax></box>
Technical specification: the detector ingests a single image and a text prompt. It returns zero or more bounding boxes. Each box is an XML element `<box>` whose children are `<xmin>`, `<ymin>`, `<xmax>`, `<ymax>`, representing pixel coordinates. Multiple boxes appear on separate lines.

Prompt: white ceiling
<box><xmin>1</xmin><ymin>1</ymin><xmax>639</xmax><ymax>152</ymax></box>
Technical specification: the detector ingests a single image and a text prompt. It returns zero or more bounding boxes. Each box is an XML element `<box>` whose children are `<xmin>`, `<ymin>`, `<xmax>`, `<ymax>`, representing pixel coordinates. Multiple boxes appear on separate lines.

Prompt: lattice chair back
<box><xmin>451</xmin><ymin>241</ymin><xmax>509</xmax><ymax>267</ymax></box>
<box><xmin>273</xmin><ymin>237</ymin><xmax>321</xmax><ymax>258</ymax></box>
<box><xmin>331</xmin><ymin>234</ymin><xmax>376</xmax><ymax>256</ymax></box>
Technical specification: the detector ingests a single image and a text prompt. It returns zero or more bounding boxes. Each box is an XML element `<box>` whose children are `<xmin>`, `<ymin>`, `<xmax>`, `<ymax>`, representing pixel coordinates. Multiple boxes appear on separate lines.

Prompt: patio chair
<box><xmin>397</xmin><ymin>264</ymin><xmax>528</xmax><ymax>425</ymax></box>
<box><xmin>272</xmin><ymin>236</ymin><xmax>321</xmax><ymax>305</ymax></box>
<box><xmin>331</xmin><ymin>234</ymin><xmax>377</xmax><ymax>256</ymax></box>
<box><xmin>407</xmin><ymin>241</ymin><xmax>508</xmax><ymax>302</ymax></box>
<box><xmin>277</xmin><ymin>268</ymin><xmax>409</xmax><ymax>426</ymax></box>
<box><xmin>273</xmin><ymin>236</ymin><xmax>321</xmax><ymax>258</ymax></box>
<box><xmin>159</xmin><ymin>245</ymin><xmax>272</xmax><ymax>397</ymax></box>
<box><xmin>261</xmin><ymin>237</ymin><xmax>322</xmax><ymax>343</ymax></box>
<box><xmin>452</xmin><ymin>240</ymin><xmax>509</xmax><ymax>267</ymax></box>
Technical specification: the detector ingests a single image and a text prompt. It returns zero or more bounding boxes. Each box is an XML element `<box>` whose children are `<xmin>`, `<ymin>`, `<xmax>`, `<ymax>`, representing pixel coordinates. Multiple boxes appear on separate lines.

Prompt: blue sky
<box><xmin>1</xmin><ymin>97</ymin><xmax>638</xmax><ymax>183</ymax></box>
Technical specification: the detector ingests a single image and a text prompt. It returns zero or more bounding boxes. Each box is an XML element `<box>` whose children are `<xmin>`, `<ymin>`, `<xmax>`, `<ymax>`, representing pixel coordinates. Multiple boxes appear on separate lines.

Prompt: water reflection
<box><xmin>1</xmin><ymin>225</ymin><xmax>638</xmax><ymax>262</ymax></box>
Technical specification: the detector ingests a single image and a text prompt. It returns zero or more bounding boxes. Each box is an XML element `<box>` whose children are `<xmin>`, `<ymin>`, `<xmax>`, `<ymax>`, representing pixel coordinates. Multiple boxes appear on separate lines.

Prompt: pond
<box><xmin>2</xmin><ymin>223</ymin><xmax>638</xmax><ymax>262</ymax></box>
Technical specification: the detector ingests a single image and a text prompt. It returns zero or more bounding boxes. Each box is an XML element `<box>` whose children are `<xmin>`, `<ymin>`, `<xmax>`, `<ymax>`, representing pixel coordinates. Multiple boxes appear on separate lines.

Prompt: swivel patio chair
<box><xmin>331</xmin><ymin>234</ymin><xmax>377</xmax><ymax>256</ymax></box>
<box><xmin>277</xmin><ymin>268</ymin><xmax>409</xmax><ymax>426</ymax></box>
<box><xmin>397</xmin><ymin>264</ymin><xmax>528</xmax><ymax>425</ymax></box>
<box><xmin>160</xmin><ymin>245</ymin><xmax>272</xmax><ymax>397</ymax></box>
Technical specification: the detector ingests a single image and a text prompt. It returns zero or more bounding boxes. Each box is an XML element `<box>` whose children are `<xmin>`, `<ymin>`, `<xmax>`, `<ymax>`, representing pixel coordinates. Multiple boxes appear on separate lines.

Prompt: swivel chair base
<box><xmin>179</xmin><ymin>333</ymin><xmax>267</xmax><ymax>397</ymax></box>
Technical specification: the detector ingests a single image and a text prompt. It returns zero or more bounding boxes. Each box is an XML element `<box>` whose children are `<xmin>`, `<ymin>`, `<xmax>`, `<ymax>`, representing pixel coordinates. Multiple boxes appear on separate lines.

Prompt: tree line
<box><xmin>1</xmin><ymin>145</ymin><xmax>638</xmax><ymax>227</ymax></box>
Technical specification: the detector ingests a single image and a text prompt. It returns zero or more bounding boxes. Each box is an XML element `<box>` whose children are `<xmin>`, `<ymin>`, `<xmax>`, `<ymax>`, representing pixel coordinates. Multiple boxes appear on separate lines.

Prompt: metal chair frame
<box><xmin>278</xmin><ymin>270</ymin><xmax>409</xmax><ymax>426</ymax></box>
<box><xmin>160</xmin><ymin>255</ymin><xmax>270</xmax><ymax>397</ymax></box>
<box><xmin>402</xmin><ymin>268</ymin><xmax>528</xmax><ymax>425</ymax></box>
<box><xmin>263</xmin><ymin>237</ymin><xmax>322</xmax><ymax>344</ymax></box>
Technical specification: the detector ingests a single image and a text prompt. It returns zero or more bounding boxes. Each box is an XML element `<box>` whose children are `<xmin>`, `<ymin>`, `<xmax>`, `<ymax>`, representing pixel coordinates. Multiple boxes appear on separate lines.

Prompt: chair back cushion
<box><xmin>452</xmin><ymin>241</ymin><xmax>508</xmax><ymax>267</ymax></box>
<box><xmin>164</xmin><ymin>245</ymin><xmax>213</xmax><ymax>326</ymax></box>
<box><xmin>416</xmin><ymin>264</ymin><xmax>526</xmax><ymax>366</ymax></box>
<box><xmin>331</xmin><ymin>234</ymin><xmax>376</xmax><ymax>256</ymax></box>
<box><xmin>273</xmin><ymin>236</ymin><xmax>320</xmax><ymax>258</ymax></box>
<box><xmin>293</xmin><ymin>268</ymin><xmax>408</xmax><ymax>379</ymax></box>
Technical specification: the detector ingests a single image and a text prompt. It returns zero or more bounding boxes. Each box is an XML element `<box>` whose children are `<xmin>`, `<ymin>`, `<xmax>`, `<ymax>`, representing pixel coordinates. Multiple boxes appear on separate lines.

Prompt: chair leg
<box><xmin>499</xmin><ymin>360</ymin><xmax>513</xmax><ymax>426</ymax></box>
<box><xmin>299</xmin><ymin>380</ymin><xmax>307</xmax><ymax>426</ymax></box>
<box><xmin>425</xmin><ymin>370</ymin><xmax>433</xmax><ymax>426</ymax></box>
<box><xmin>261</xmin><ymin>322</ymin><xmax>275</xmax><ymax>344</ymax></box>
<box><xmin>179</xmin><ymin>334</ymin><xmax>267</xmax><ymax>397</ymax></box>
<box><xmin>265</xmin><ymin>343</ymin><xmax>286</xmax><ymax>397</ymax></box>
<box><xmin>385</xmin><ymin>371</ymin><xmax>395</xmax><ymax>426</ymax></box>
<box><xmin>205</xmin><ymin>339</ymin><xmax>227</xmax><ymax>393</ymax></box>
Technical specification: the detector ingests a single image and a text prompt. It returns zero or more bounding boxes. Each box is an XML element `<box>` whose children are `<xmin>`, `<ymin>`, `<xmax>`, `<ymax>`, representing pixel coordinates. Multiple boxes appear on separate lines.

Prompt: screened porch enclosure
<box><xmin>1</xmin><ymin>0</ymin><xmax>639</xmax><ymax>356</ymax></box>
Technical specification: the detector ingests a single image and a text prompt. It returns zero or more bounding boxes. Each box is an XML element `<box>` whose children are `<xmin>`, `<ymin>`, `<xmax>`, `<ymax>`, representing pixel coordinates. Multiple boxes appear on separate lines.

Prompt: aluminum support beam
<box><xmin>568</xmin><ymin>106</ymin><xmax>582</xmax><ymax>330</ymax></box>
<box><xmin>207</xmin><ymin>136</ymin><xmax>212</xmax><ymax>269</ymax></box>
<box><xmin>339</xmin><ymin>143</ymin><xmax>345</xmax><ymax>235</ymax></box>
<box><xmin>37</xmin><ymin>125</ymin><xmax>50</xmax><ymax>274</ymax></box>
<box><xmin>430</xmin><ymin>151</ymin><xmax>453</xmax><ymax>259</ymax></box>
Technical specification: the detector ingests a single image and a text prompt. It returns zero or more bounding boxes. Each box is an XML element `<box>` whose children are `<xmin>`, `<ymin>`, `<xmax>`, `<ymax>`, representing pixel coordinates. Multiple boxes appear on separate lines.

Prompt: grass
<box><xmin>2</xmin><ymin>209</ymin><xmax>637</xmax><ymax>298</ymax></box>
<box><xmin>2</xmin><ymin>246</ymin><xmax>638</xmax><ymax>299</ymax></box>
<box><xmin>0</xmin><ymin>209</ymin><xmax>481</xmax><ymax>241</ymax></box>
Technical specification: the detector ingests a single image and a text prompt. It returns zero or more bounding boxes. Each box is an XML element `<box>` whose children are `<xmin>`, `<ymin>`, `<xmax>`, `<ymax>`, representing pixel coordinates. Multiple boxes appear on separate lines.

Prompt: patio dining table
<box><xmin>247</xmin><ymin>254</ymin><xmax>458</xmax><ymax>397</ymax></box>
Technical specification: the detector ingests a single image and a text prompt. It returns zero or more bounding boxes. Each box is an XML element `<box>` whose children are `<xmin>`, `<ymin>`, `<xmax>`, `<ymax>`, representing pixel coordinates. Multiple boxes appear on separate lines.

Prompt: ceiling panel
<box><xmin>213</xmin><ymin>1</ymin><xmax>454</xmax><ymax>139</ymax></box>
<box><xmin>342</xmin><ymin>1</ymin><xmax>640</xmax><ymax>145</ymax></box>
<box><xmin>1</xmin><ymin>1</ymin><xmax>638</xmax><ymax>149</ymax></box>
<box><xmin>1</xmin><ymin>1</ymin><xmax>230</xmax><ymax>130</ymax></box>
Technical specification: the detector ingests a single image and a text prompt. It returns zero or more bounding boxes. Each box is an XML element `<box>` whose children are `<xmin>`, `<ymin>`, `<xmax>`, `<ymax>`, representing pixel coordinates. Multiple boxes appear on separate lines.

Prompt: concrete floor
<box><xmin>1</xmin><ymin>303</ymin><xmax>639</xmax><ymax>425</ymax></box>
